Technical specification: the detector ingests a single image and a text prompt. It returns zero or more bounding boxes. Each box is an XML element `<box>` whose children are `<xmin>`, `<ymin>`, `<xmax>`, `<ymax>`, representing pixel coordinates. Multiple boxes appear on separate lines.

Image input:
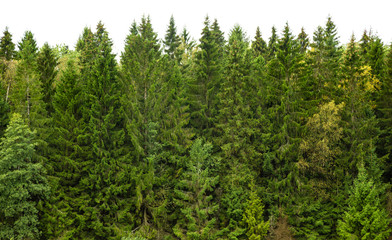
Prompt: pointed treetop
<box><xmin>0</xmin><ymin>27</ymin><xmax>16</xmax><ymax>61</ymax></box>
<box><xmin>130</xmin><ymin>20</ymin><xmax>138</xmax><ymax>36</ymax></box>
<box><xmin>17</xmin><ymin>31</ymin><xmax>38</xmax><ymax>59</ymax></box>
<box><xmin>211</xmin><ymin>18</ymin><xmax>225</xmax><ymax>47</ymax></box>
<box><xmin>297</xmin><ymin>27</ymin><xmax>309</xmax><ymax>53</ymax></box>
<box><xmin>251</xmin><ymin>26</ymin><xmax>267</xmax><ymax>57</ymax></box>
<box><xmin>164</xmin><ymin>15</ymin><xmax>180</xmax><ymax>58</ymax></box>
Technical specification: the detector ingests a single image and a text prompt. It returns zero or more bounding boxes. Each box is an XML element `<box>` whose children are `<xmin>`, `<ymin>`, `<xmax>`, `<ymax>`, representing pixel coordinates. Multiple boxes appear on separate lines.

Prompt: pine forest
<box><xmin>1</xmin><ymin>16</ymin><xmax>392</xmax><ymax>239</ymax></box>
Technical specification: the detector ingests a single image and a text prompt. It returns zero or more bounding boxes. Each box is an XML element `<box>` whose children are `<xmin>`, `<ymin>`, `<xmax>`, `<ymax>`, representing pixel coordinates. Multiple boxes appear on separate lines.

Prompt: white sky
<box><xmin>1</xmin><ymin>0</ymin><xmax>392</xmax><ymax>56</ymax></box>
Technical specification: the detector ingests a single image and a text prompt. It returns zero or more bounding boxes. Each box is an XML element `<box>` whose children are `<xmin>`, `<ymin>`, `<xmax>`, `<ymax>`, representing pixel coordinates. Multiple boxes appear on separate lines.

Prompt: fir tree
<box><xmin>0</xmin><ymin>113</ymin><xmax>49</xmax><ymax>240</ymax></box>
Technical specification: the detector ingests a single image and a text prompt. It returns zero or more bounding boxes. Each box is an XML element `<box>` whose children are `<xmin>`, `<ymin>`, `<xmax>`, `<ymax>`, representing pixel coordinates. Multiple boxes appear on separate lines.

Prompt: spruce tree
<box><xmin>41</xmin><ymin>59</ymin><xmax>90</xmax><ymax>239</ymax></box>
<box><xmin>0</xmin><ymin>27</ymin><xmax>16</xmax><ymax>61</ymax></box>
<box><xmin>17</xmin><ymin>31</ymin><xmax>38</xmax><ymax>60</ymax></box>
<box><xmin>297</xmin><ymin>27</ymin><xmax>309</xmax><ymax>54</ymax></box>
<box><xmin>0</xmin><ymin>113</ymin><xmax>49</xmax><ymax>240</ymax></box>
<box><xmin>0</xmin><ymin>27</ymin><xmax>16</xmax><ymax>103</ymax></box>
<box><xmin>80</xmin><ymin>21</ymin><xmax>132</xmax><ymax>238</ymax></box>
<box><xmin>267</xmin><ymin>26</ymin><xmax>278</xmax><ymax>61</ymax></box>
<box><xmin>377</xmin><ymin>43</ymin><xmax>392</xmax><ymax>179</ymax></box>
<box><xmin>251</xmin><ymin>26</ymin><xmax>267</xmax><ymax>58</ymax></box>
<box><xmin>242</xmin><ymin>182</ymin><xmax>269</xmax><ymax>240</ymax></box>
<box><xmin>173</xmin><ymin>139</ymin><xmax>219</xmax><ymax>239</ymax></box>
<box><xmin>187</xmin><ymin>16</ymin><xmax>222</xmax><ymax>138</ymax></box>
<box><xmin>36</xmin><ymin>42</ymin><xmax>59</xmax><ymax>115</ymax></box>
<box><xmin>340</xmin><ymin>35</ymin><xmax>381</xmax><ymax>176</ymax></box>
<box><xmin>164</xmin><ymin>15</ymin><xmax>180</xmax><ymax>61</ymax></box>
<box><xmin>337</xmin><ymin>165</ymin><xmax>391</xmax><ymax>239</ymax></box>
<box><xmin>0</xmin><ymin>27</ymin><xmax>16</xmax><ymax>79</ymax></box>
<box><xmin>11</xmin><ymin>31</ymin><xmax>45</xmax><ymax>126</ymax></box>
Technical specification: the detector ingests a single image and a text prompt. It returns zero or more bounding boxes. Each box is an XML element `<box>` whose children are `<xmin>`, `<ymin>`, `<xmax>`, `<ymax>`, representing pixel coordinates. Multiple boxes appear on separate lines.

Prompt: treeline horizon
<box><xmin>1</xmin><ymin>15</ymin><xmax>392</xmax><ymax>240</ymax></box>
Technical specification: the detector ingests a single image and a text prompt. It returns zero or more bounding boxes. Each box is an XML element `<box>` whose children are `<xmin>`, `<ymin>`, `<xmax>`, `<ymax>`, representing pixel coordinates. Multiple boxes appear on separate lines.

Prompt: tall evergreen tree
<box><xmin>11</xmin><ymin>31</ymin><xmax>44</xmax><ymax>126</ymax></box>
<box><xmin>173</xmin><ymin>139</ymin><xmax>219</xmax><ymax>239</ymax></box>
<box><xmin>297</xmin><ymin>27</ymin><xmax>309</xmax><ymax>54</ymax></box>
<box><xmin>337</xmin><ymin>165</ymin><xmax>391</xmax><ymax>239</ymax></box>
<box><xmin>17</xmin><ymin>31</ymin><xmax>38</xmax><ymax>60</ymax></box>
<box><xmin>377</xmin><ymin>43</ymin><xmax>392</xmax><ymax>179</ymax></box>
<box><xmin>164</xmin><ymin>15</ymin><xmax>180</xmax><ymax>60</ymax></box>
<box><xmin>0</xmin><ymin>113</ymin><xmax>49</xmax><ymax>240</ymax></box>
<box><xmin>187</xmin><ymin>16</ymin><xmax>222</xmax><ymax>138</ymax></box>
<box><xmin>339</xmin><ymin>35</ymin><xmax>381</xmax><ymax>176</ymax></box>
<box><xmin>0</xmin><ymin>27</ymin><xmax>16</xmax><ymax>61</ymax></box>
<box><xmin>251</xmin><ymin>26</ymin><xmax>267</xmax><ymax>58</ymax></box>
<box><xmin>36</xmin><ymin>42</ymin><xmax>59</xmax><ymax>115</ymax></box>
<box><xmin>79</xmin><ymin>21</ymin><xmax>132</xmax><ymax>238</ymax></box>
<box><xmin>267</xmin><ymin>26</ymin><xmax>278</xmax><ymax>61</ymax></box>
<box><xmin>0</xmin><ymin>27</ymin><xmax>16</xmax><ymax>103</ymax></box>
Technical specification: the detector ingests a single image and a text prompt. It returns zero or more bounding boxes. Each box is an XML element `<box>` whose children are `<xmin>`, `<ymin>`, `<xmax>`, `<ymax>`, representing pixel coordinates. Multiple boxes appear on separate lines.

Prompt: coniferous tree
<box><xmin>0</xmin><ymin>113</ymin><xmax>49</xmax><ymax>240</ymax></box>
<box><xmin>0</xmin><ymin>27</ymin><xmax>16</xmax><ymax>104</ymax></box>
<box><xmin>80</xmin><ymin>22</ymin><xmax>132</xmax><ymax>238</ymax></box>
<box><xmin>17</xmin><ymin>31</ymin><xmax>38</xmax><ymax>60</ymax></box>
<box><xmin>242</xmin><ymin>182</ymin><xmax>269</xmax><ymax>240</ymax></box>
<box><xmin>11</xmin><ymin>31</ymin><xmax>45</xmax><ymax>126</ymax></box>
<box><xmin>164</xmin><ymin>15</ymin><xmax>180</xmax><ymax>61</ymax></box>
<box><xmin>340</xmin><ymin>35</ymin><xmax>381</xmax><ymax>177</ymax></box>
<box><xmin>337</xmin><ymin>165</ymin><xmax>391</xmax><ymax>239</ymax></box>
<box><xmin>251</xmin><ymin>26</ymin><xmax>267</xmax><ymax>58</ymax></box>
<box><xmin>36</xmin><ymin>42</ymin><xmax>59</xmax><ymax>115</ymax></box>
<box><xmin>173</xmin><ymin>139</ymin><xmax>219</xmax><ymax>239</ymax></box>
<box><xmin>187</xmin><ymin>16</ymin><xmax>222</xmax><ymax>138</ymax></box>
<box><xmin>41</xmin><ymin>59</ymin><xmax>90</xmax><ymax>239</ymax></box>
<box><xmin>267</xmin><ymin>26</ymin><xmax>278</xmax><ymax>61</ymax></box>
<box><xmin>377</xmin><ymin>43</ymin><xmax>392</xmax><ymax>179</ymax></box>
<box><xmin>0</xmin><ymin>27</ymin><xmax>16</xmax><ymax>80</ymax></box>
<box><xmin>297</xmin><ymin>27</ymin><xmax>309</xmax><ymax>54</ymax></box>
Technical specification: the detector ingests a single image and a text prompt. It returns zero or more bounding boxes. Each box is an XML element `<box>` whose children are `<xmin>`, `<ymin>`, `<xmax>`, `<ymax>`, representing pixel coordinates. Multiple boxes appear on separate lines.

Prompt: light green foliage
<box><xmin>337</xmin><ymin>165</ymin><xmax>391</xmax><ymax>239</ymax></box>
<box><xmin>0</xmin><ymin>113</ymin><xmax>49</xmax><ymax>240</ymax></box>
<box><xmin>298</xmin><ymin>101</ymin><xmax>344</xmax><ymax>195</ymax></box>
<box><xmin>242</xmin><ymin>182</ymin><xmax>269</xmax><ymax>240</ymax></box>
<box><xmin>173</xmin><ymin>139</ymin><xmax>219</xmax><ymax>240</ymax></box>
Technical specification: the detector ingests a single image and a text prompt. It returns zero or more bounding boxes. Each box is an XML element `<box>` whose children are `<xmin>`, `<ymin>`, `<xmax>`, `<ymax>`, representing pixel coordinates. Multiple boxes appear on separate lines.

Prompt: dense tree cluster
<box><xmin>1</xmin><ymin>16</ymin><xmax>392</xmax><ymax>239</ymax></box>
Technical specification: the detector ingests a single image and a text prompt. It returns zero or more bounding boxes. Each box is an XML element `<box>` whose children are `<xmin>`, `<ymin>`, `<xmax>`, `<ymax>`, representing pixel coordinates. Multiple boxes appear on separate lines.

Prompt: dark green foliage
<box><xmin>0</xmin><ymin>113</ymin><xmax>49</xmax><ymax>240</ymax></box>
<box><xmin>297</xmin><ymin>27</ymin><xmax>309</xmax><ymax>53</ymax></box>
<box><xmin>164</xmin><ymin>15</ymin><xmax>181</xmax><ymax>60</ymax></box>
<box><xmin>187</xmin><ymin>16</ymin><xmax>222</xmax><ymax>138</ymax></box>
<box><xmin>267</xmin><ymin>26</ymin><xmax>278</xmax><ymax>60</ymax></box>
<box><xmin>252</xmin><ymin>26</ymin><xmax>267</xmax><ymax>58</ymax></box>
<box><xmin>36</xmin><ymin>42</ymin><xmax>59</xmax><ymax>115</ymax></box>
<box><xmin>0</xmin><ymin>27</ymin><xmax>16</xmax><ymax>61</ymax></box>
<box><xmin>2</xmin><ymin>16</ymin><xmax>392</xmax><ymax>240</ymax></box>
